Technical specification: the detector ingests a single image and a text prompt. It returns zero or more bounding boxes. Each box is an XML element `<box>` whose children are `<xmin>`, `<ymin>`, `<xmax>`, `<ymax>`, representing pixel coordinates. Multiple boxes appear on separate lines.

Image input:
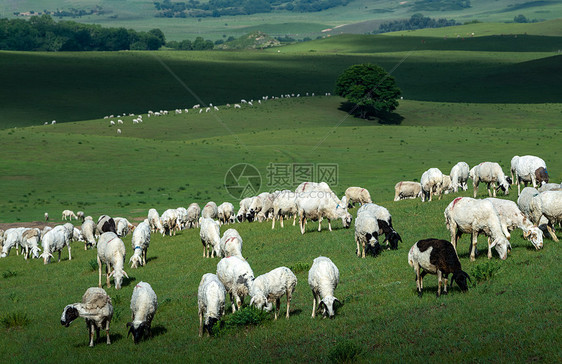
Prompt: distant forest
<box><xmin>0</xmin><ymin>15</ymin><xmax>166</xmax><ymax>51</ymax></box>
<box><xmin>374</xmin><ymin>13</ymin><xmax>460</xmax><ymax>34</ymax></box>
<box><xmin>153</xmin><ymin>0</ymin><xmax>350</xmax><ymax>18</ymax></box>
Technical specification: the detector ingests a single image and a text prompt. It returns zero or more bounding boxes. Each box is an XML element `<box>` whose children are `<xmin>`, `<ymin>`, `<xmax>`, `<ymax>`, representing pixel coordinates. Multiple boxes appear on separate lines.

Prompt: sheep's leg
<box><xmin>328</xmin><ymin>219</ymin><xmax>332</xmax><ymax>232</ymax></box>
<box><xmin>292</xmin><ymin>214</ymin><xmax>296</xmax><ymax>226</ymax></box>
<box><xmin>105</xmin><ymin>320</ymin><xmax>111</xmax><ymax>345</ymax></box>
<box><xmin>106</xmin><ymin>263</ymin><xmax>111</xmax><ymax>288</ymax></box>
<box><xmin>355</xmin><ymin>236</ymin><xmax>361</xmax><ymax>257</ymax></box>
<box><xmin>68</xmin><ymin>244</ymin><xmax>72</xmax><ymax>261</ymax></box>
<box><xmin>437</xmin><ymin>270</ymin><xmax>442</xmax><ymax>297</ymax></box>
<box><xmin>443</xmin><ymin>276</ymin><xmax>448</xmax><ymax>295</ymax></box>
<box><xmin>89</xmin><ymin>323</ymin><xmax>95</xmax><ymax>347</ymax></box>
<box><xmin>487</xmin><ymin>237</ymin><xmax>493</xmax><ymax>259</ymax></box>
<box><xmin>470</xmin><ymin>233</ymin><xmax>478</xmax><ymax>261</ymax></box>
<box><xmin>473</xmin><ymin>180</ymin><xmax>478</xmax><ymax>198</ymax></box>
<box><xmin>286</xmin><ymin>292</ymin><xmax>292</xmax><ymax>319</ymax></box>
<box><xmin>547</xmin><ymin>224</ymin><xmax>559</xmax><ymax>242</ymax></box>
<box><xmin>230</xmin><ymin>293</ymin><xmax>236</xmax><ymax>313</ymax></box>
<box><xmin>415</xmin><ymin>263</ymin><xmax>422</xmax><ymax>297</ymax></box>
<box><xmin>299</xmin><ymin>215</ymin><xmax>305</xmax><ymax>235</ymax></box>
<box><xmin>202</xmin><ymin>239</ymin><xmax>207</xmax><ymax>258</ymax></box>
<box><xmin>280</xmin><ymin>215</ymin><xmax>284</xmax><ymax>228</ymax></box>
<box><xmin>311</xmin><ymin>292</ymin><xmax>318</xmax><ymax>318</ymax></box>
<box><xmin>143</xmin><ymin>248</ymin><xmax>147</xmax><ymax>266</ymax></box>
<box><xmin>274</xmin><ymin>298</ymin><xmax>281</xmax><ymax>320</ymax></box>
<box><xmin>58</xmin><ymin>250</ymin><xmax>61</xmax><ymax>263</ymax></box>
<box><xmin>199</xmin><ymin>312</ymin><xmax>203</xmax><ymax>337</ymax></box>
<box><xmin>318</xmin><ymin>217</ymin><xmax>323</xmax><ymax>232</ymax></box>
<box><xmin>271</xmin><ymin>214</ymin><xmax>276</xmax><ymax>229</ymax></box>
<box><xmin>98</xmin><ymin>257</ymin><xmax>103</xmax><ymax>288</ymax></box>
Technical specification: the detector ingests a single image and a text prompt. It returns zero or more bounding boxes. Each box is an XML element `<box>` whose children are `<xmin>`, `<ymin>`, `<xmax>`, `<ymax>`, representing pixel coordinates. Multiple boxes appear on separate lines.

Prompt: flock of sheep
<box><xmin>1</xmin><ymin>154</ymin><xmax>560</xmax><ymax>346</ymax></box>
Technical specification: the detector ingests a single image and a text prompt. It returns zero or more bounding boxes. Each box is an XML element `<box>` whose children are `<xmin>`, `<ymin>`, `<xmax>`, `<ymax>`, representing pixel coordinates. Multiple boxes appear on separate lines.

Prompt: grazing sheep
<box><xmin>76</xmin><ymin>211</ymin><xmax>85</xmax><ymax>222</ymax></box>
<box><xmin>114</xmin><ymin>217</ymin><xmax>134</xmax><ymax>237</ymax></box>
<box><xmin>81</xmin><ymin>219</ymin><xmax>97</xmax><ymax>250</ymax></box>
<box><xmin>357</xmin><ymin>203</ymin><xmax>402</xmax><ymax>250</ymax></box>
<box><xmin>510</xmin><ymin>156</ymin><xmax>520</xmax><ymax>184</ymax></box>
<box><xmin>441</xmin><ymin>175</ymin><xmax>454</xmax><ymax>194</ymax></box>
<box><xmin>127</xmin><ymin>281</ymin><xmax>158</xmax><ymax>344</ymax></box>
<box><xmin>60</xmin><ymin>287</ymin><xmax>113</xmax><ymax>347</ymax></box>
<box><xmin>218</xmin><ymin>202</ymin><xmax>235</xmax><ymax>226</ymax></box>
<box><xmin>218</xmin><ymin>228</ymin><xmax>243</xmax><ymax>258</ymax></box>
<box><xmin>216</xmin><ymin>256</ymin><xmax>254</xmax><ymax>312</ymax></box>
<box><xmin>517</xmin><ymin>187</ymin><xmax>539</xmax><ymax>220</ymax></box>
<box><xmin>345</xmin><ymin>187</ymin><xmax>372</xmax><ymax>207</ymax></box>
<box><xmin>354</xmin><ymin>213</ymin><xmax>380</xmax><ymax>258</ymax></box>
<box><xmin>200</xmin><ymin>218</ymin><xmax>221</xmax><ymax>258</ymax></box>
<box><xmin>249</xmin><ymin>267</ymin><xmax>297</xmax><ymax>320</ymax></box>
<box><xmin>130</xmin><ymin>220</ymin><xmax>151</xmax><ymax>268</ymax></box>
<box><xmin>175</xmin><ymin>207</ymin><xmax>188</xmax><ymax>230</ymax></box>
<box><xmin>296</xmin><ymin>192</ymin><xmax>352</xmax><ymax>234</ymax></box>
<box><xmin>247</xmin><ymin>192</ymin><xmax>275</xmax><ymax>222</ymax></box>
<box><xmin>529</xmin><ymin>191</ymin><xmax>562</xmax><ymax>242</ymax></box>
<box><xmin>97</xmin><ymin>232</ymin><xmax>129</xmax><ymax>290</ymax></box>
<box><xmin>420</xmin><ymin>168</ymin><xmax>444</xmax><ymax>202</ymax></box>
<box><xmin>444</xmin><ymin>197</ymin><xmax>511</xmax><ymax>261</ymax></box>
<box><xmin>40</xmin><ymin>225</ymin><xmax>73</xmax><ymax>264</ymax></box>
<box><xmin>147</xmin><ymin>208</ymin><xmax>165</xmax><ymax>235</ymax></box>
<box><xmin>450</xmin><ymin>162</ymin><xmax>470</xmax><ymax>192</ymax></box>
<box><xmin>308</xmin><ymin>256</ymin><xmax>340</xmax><ymax>319</ymax></box>
<box><xmin>394</xmin><ymin>181</ymin><xmax>422</xmax><ymax>201</ymax></box>
<box><xmin>97</xmin><ymin>215</ymin><xmax>117</xmax><ymax>234</ymax></box>
<box><xmin>44</xmin><ymin>212</ymin><xmax>49</xmax><ymax>221</ymax></box>
<box><xmin>513</xmin><ymin>155</ymin><xmax>549</xmax><ymax>195</ymax></box>
<box><xmin>186</xmin><ymin>203</ymin><xmax>201</xmax><ymax>228</ymax></box>
<box><xmin>272</xmin><ymin>190</ymin><xmax>298</xmax><ymax>229</ymax></box>
<box><xmin>161</xmin><ymin>209</ymin><xmax>179</xmax><ymax>236</ymax></box>
<box><xmin>202</xmin><ymin>202</ymin><xmax>219</xmax><ymax>219</ymax></box>
<box><xmin>295</xmin><ymin>181</ymin><xmax>335</xmax><ymax>195</ymax></box>
<box><xmin>198</xmin><ymin>273</ymin><xmax>226</xmax><ymax>337</ymax></box>
<box><xmin>1</xmin><ymin>227</ymin><xmax>27</xmax><ymax>258</ymax></box>
<box><xmin>471</xmin><ymin>162</ymin><xmax>510</xmax><ymax>198</ymax></box>
<box><xmin>62</xmin><ymin>209</ymin><xmax>78</xmax><ymax>220</ymax></box>
<box><xmin>538</xmin><ymin>183</ymin><xmax>562</xmax><ymax>193</ymax></box>
<box><xmin>486</xmin><ymin>198</ymin><xmax>543</xmax><ymax>249</ymax></box>
<box><xmin>408</xmin><ymin>239</ymin><xmax>470</xmax><ymax>297</ymax></box>
<box><xmin>20</xmin><ymin>228</ymin><xmax>42</xmax><ymax>259</ymax></box>
<box><xmin>236</xmin><ymin>197</ymin><xmax>254</xmax><ymax>222</ymax></box>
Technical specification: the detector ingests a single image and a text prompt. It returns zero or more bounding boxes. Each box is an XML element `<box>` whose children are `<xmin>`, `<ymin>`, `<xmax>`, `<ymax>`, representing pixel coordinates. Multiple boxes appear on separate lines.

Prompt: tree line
<box><xmin>374</xmin><ymin>13</ymin><xmax>459</xmax><ymax>34</ymax></box>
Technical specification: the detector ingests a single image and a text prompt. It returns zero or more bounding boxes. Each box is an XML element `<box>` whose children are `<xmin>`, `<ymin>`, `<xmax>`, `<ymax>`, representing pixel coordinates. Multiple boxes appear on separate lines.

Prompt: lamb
<box><xmin>76</xmin><ymin>211</ymin><xmax>85</xmax><ymax>222</ymax></box>
<box><xmin>198</xmin><ymin>273</ymin><xmax>226</xmax><ymax>336</ymax></box>
<box><xmin>202</xmin><ymin>201</ymin><xmax>218</xmax><ymax>219</ymax></box>
<box><xmin>216</xmin><ymin>256</ymin><xmax>254</xmax><ymax>312</ymax></box>
<box><xmin>357</xmin><ymin>203</ymin><xmax>402</xmax><ymax>250</ymax></box>
<box><xmin>97</xmin><ymin>215</ymin><xmax>117</xmax><ymax>234</ymax></box>
<box><xmin>444</xmin><ymin>197</ymin><xmax>511</xmax><ymax>261</ymax></box>
<box><xmin>127</xmin><ymin>281</ymin><xmax>158</xmax><ymax>344</ymax></box>
<box><xmin>200</xmin><ymin>217</ymin><xmax>221</xmax><ymax>258</ymax></box>
<box><xmin>60</xmin><ymin>287</ymin><xmax>113</xmax><ymax>347</ymax></box>
<box><xmin>272</xmin><ymin>190</ymin><xmax>298</xmax><ymax>229</ymax></box>
<box><xmin>81</xmin><ymin>218</ymin><xmax>97</xmax><ymax>250</ymax></box>
<box><xmin>186</xmin><ymin>203</ymin><xmax>201</xmax><ymax>228</ymax></box>
<box><xmin>420</xmin><ymin>168</ymin><xmax>444</xmax><ymax>202</ymax></box>
<box><xmin>176</xmin><ymin>207</ymin><xmax>188</xmax><ymax>230</ymax></box>
<box><xmin>20</xmin><ymin>228</ymin><xmax>42</xmax><ymax>259</ymax></box>
<box><xmin>394</xmin><ymin>181</ymin><xmax>422</xmax><ymax>201</ymax></box>
<box><xmin>97</xmin><ymin>232</ymin><xmax>129</xmax><ymax>290</ymax></box>
<box><xmin>308</xmin><ymin>256</ymin><xmax>340</xmax><ymax>319</ymax></box>
<box><xmin>147</xmin><ymin>208</ymin><xmax>165</xmax><ymax>235</ymax></box>
<box><xmin>485</xmin><ymin>198</ymin><xmax>543</xmax><ymax>249</ymax></box>
<box><xmin>296</xmin><ymin>192</ymin><xmax>352</xmax><ymax>234</ymax></box>
<box><xmin>513</xmin><ymin>155</ymin><xmax>549</xmax><ymax>195</ymax></box>
<box><xmin>130</xmin><ymin>220</ymin><xmax>151</xmax><ymax>268</ymax></box>
<box><xmin>217</xmin><ymin>228</ymin><xmax>243</xmax><ymax>258</ymax></box>
<box><xmin>450</xmin><ymin>162</ymin><xmax>470</xmax><ymax>192</ymax></box>
<box><xmin>40</xmin><ymin>225</ymin><xmax>73</xmax><ymax>264</ymax></box>
<box><xmin>62</xmin><ymin>209</ymin><xmax>78</xmax><ymax>220</ymax></box>
<box><xmin>471</xmin><ymin>162</ymin><xmax>510</xmax><ymax>198</ymax></box>
<box><xmin>114</xmin><ymin>217</ymin><xmax>134</xmax><ymax>237</ymax></box>
<box><xmin>249</xmin><ymin>267</ymin><xmax>297</xmax><ymax>320</ymax></box>
<box><xmin>408</xmin><ymin>239</ymin><xmax>471</xmax><ymax>297</ymax></box>
<box><xmin>217</xmin><ymin>202</ymin><xmax>235</xmax><ymax>226</ymax></box>
<box><xmin>528</xmin><ymin>191</ymin><xmax>562</xmax><ymax>242</ymax></box>
<box><xmin>344</xmin><ymin>187</ymin><xmax>372</xmax><ymax>207</ymax></box>
<box><xmin>161</xmin><ymin>209</ymin><xmax>179</xmax><ymax>236</ymax></box>
<box><xmin>354</xmin><ymin>213</ymin><xmax>380</xmax><ymax>258</ymax></box>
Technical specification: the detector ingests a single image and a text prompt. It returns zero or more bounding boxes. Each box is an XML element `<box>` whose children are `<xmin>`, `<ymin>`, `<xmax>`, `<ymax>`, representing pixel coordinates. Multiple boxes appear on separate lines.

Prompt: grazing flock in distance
<box><xmin>0</xmin><ymin>155</ymin><xmax>560</xmax><ymax>346</ymax></box>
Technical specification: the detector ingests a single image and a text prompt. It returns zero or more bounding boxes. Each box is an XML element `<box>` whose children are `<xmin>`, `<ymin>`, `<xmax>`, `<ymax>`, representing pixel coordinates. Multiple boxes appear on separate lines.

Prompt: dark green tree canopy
<box><xmin>335</xmin><ymin>63</ymin><xmax>401</xmax><ymax>119</ymax></box>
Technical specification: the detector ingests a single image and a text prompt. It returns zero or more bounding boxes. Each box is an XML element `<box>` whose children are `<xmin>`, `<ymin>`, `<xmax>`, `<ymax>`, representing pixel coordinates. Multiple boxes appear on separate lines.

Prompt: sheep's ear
<box><xmin>523</xmin><ymin>230</ymin><xmax>530</xmax><ymax>239</ymax></box>
<box><xmin>249</xmin><ymin>297</ymin><xmax>255</xmax><ymax>306</ymax></box>
<box><xmin>334</xmin><ymin>297</ymin><xmax>342</xmax><ymax>306</ymax></box>
<box><xmin>489</xmin><ymin>239</ymin><xmax>498</xmax><ymax>248</ymax></box>
<box><xmin>108</xmin><ymin>270</ymin><xmax>115</xmax><ymax>278</ymax></box>
<box><xmin>122</xmin><ymin>270</ymin><xmax>129</xmax><ymax>279</ymax></box>
<box><xmin>126</xmin><ymin>322</ymin><xmax>133</xmax><ymax>327</ymax></box>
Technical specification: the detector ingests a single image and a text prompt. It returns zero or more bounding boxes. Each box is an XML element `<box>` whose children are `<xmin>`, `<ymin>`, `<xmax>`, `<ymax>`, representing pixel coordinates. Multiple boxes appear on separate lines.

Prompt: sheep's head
<box><xmin>451</xmin><ymin>270</ymin><xmax>471</xmax><ymax>292</ymax></box>
<box><xmin>109</xmin><ymin>269</ymin><xmax>129</xmax><ymax>289</ymax></box>
<box><xmin>203</xmin><ymin>316</ymin><xmax>219</xmax><ymax>336</ymax></box>
<box><xmin>364</xmin><ymin>233</ymin><xmax>381</xmax><ymax>256</ymax></box>
<box><xmin>130</xmin><ymin>254</ymin><xmax>142</xmax><ymax>269</ymax></box>
<box><xmin>40</xmin><ymin>251</ymin><xmax>53</xmax><ymax>264</ymax></box>
<box><xmin>236</xmin><ymin>213</ymin><xmax>245</xmax><ymax>223</ymax></box>
<box><xmin>249</xmin><ymin>294</ymin><xmax>268</xmax><ymax>311</ymax></box>
<box><xmin>387</xmin><ymin>231</ymin><xmax>402</xmax><ymax>250</ymax></box>
<box><xmin>319</xmin><ymin>296</ymin><xmax>341</xmax><ymax>319</ymax></box>
<box><xmin>31</xmin><ymin>246</ymin><xmax>41</xmax><ymax>259</ymax></box>
<box><xmin>127</xmin><ymin>322</ymin><xmax>149</xmax><ymax>344</ymax></box>
<box><xmin>490</xmin><ymin>237</ymin><xmax>511</xmax><ymax>260</ymax></box>
<box><xmin>523</xmin><ymin>226</ymin><xmax>543</xmax><ymax>250</ymax></box>
<box><xmin>61</xmin><ymin>305</ymin><xmax>79</xmax><ymax>327</ymax></box>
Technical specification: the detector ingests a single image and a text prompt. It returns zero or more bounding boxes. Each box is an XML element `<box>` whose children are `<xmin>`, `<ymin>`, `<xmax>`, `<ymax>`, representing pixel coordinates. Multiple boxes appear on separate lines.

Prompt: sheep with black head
<box><xmin>127</xmin><ymin>281</ymin><xmax>158</xmax><ymax>344</ymax></box>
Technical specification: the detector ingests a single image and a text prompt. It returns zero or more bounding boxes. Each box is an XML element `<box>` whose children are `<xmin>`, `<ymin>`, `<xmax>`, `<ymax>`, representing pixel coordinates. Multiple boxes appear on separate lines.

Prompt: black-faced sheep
<box><xmin>127</xmin><ymin>281</ymin><xmax>158</xmax><ymax>344</ymax></box>
<box><xmin>308</xmin><ymin>256</ymin><xmax>340</xmax><ymax>319</ymax></box>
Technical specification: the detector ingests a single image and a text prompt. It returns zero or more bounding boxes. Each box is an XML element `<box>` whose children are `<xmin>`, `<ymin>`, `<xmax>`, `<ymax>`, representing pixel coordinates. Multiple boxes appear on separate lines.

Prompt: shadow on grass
<box><xmin>151</xmin><ymin>325</ymin><xmax>167</xmax><ymax>338</ymax></box>
<box><xmin>337</xmin><ymin>102</ymin><xmax>405</xmax><ymax>125</ymax></box>
<box><xmin>73</xmin><ymin>333</ymin><xmax>123</xmax><ymax>348</ymax></box>
<box><xmin>146</xmin><ymin>256</ymin><xmax>158</xmax><ymax>263</ymax></box>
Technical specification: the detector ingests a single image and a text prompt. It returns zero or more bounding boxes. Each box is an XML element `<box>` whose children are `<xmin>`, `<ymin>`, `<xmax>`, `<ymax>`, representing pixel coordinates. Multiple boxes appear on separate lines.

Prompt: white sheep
<box><xmin>344</xmin><ymin>187</ymin><xmax>372</xmax><ymax>207</ymax></box>
<box><xmin>538</xmin><ymin>183</ymin><xmax>562</xmax><ymax>193</ymax></box>
<box><xmin>295</xmin><ymin>181</ymin><xmax>335</xmax><ymax>195</ymax></box>
<box><xmin>127</xmin><ymin>281</ymin><xmax>158</xmax><ymax>344</ymax></box>
<box><xmin>236</xmin><ymin>197</ymin><xmax>254</xmax><ymax>222</ymax></box>
<box><xmin>420</xmin><ymin>168</ymin><xmax>444</xmax><ymax>202</ymax></box>
<box><xmin>486</xmin><ymin>198</ymin><xmax>543</xmax><ymax>249</ymax></box>
<box><xmin>161</xmin><ymin>209</ymin><xmax>179</xmax><ymax>236</ymax></box>
<box><xmin>130</xmin><ymin>220</ymin><xmax>151</xmax><ymax>268</ymax></box>
<box><xmin>249</xmin><ymin>267</ymin><xmax>297</xmax><ymax>320</ymax></box>
<box><xmin>147</xmin><ymin>208</ymin><xmax>165</xmax><ymax>235</ymax></box>
<box><xmin>450</xmin><ymin>162</ymin><xmax>470</xmax><ymax>192</ymax></box>
<box><xmin>76</xmin><ymin>211</ymin><xmax>85</xmax><ymax>222</ymax></box>
<box><xmin>81</xmin><ymin>219</ymin><xmax>97</xmax><ymax>250</ymax></box>
<box><xmin>62</xmin><ymin>209</ymin><xmax>78</xmax><ymax>220</ymax></box>
<box><xmin>354</xmin><ymin>213</ymin><xmax>380</xmax><ymax>258</ymax></box>
<box><xmin>296</xmin><ymin>192</ymin><xmax>352</xmax><ymax>234</ymax></box>
<box><xmin>217</xmin><ymin>202</ymin><xmax>235</xmax><ymax>226</ymax></box>
<box><xmin>200</xmin><ymin>217</ymin><xmax>221</xmax><ymax>258</ymax></box>
<box><xmin>308</xmin><ymin>256</ymin><xmax>340</xmax><ymax>319</ymax></box>
<box><xmin>1</xmin><ymin>227</ymin><xmax>27</xmax><ymax>258</ymax></box>
<box><xmin>40</xmin><ymin>225</ymin><xmax>72</xmax><ymax>264</ymax></box>
<box><xmin>441</xmin><ymin>175</ymin><xmax>454</xmax><ymax>194</ymax></box>
<box><xmin>114</xmin><ymin>217</ymin><xmax>134</xmax><ymax>237</ymax></box>
<box><xmin>216</xmin><ymin>256</ymin><xmax>254</xmax><ymax>313</ymax></box>
<box><xmin>198</xmin><ymin>273</ymin><xmax>226</xmax><ymax>336</ymax></box>
<box><xmin>272</xmin><ymin>190</ymin><xmax>298</xmax><ymax>229</ymax></box>
<box><xmin>394</xmin><ymin>181</ymin><xmax>422</xmax><ymax>201</ymax></box>
<box><xmin>186</xmin><ymin>203</ymin><xmax>201</xmax><ymax>228</ymax></box>
<box><xmin>176</xmin><ymin>207</ymin><xmax>189</xmax><ymax>230</ymax></box>
<box><xmin>529</xmin><ymin>191</ymin><xmax>562</xmax><ymax>242</ymax></box>
<box><xmin>61</xmin><ymin>287</ymin><xmax>113</xmax><ymax>347</ymax></box>
<box><xmin>217</xmin><ymin>228</ymin><xmax>243</xmax><ymax>258</ymax></box>
<box><xmin>513</xmin><ymin>155</ymin><xmax>549</xmax><ymax>195</ymax></box>
<box><xmin>517</xmin><ymin>187</ymin><xmax>539</xmax><ymax>220</ymax></box>
<box><xmin>44</xmin><ymin>212</ymin><xmax>49</xmax><ymax>221</ymax></box>
<box><xmin>97</xmin><ymin>232</ymin><xmax>129</xmax><ymax>290</ymax></box>
<box><xmin>444</xmin><ymin>197</ymin><xmax>511</xmax><ymax>261</ymax></box>
<box><xmin>471</xmin><ymin>162</ymin><xmax>510</xmax><ymax>198</ymax></box>
<box><xmin>202</xmin><ymin>201</ymin><xmax>218</xmax><ymax>220</ymax></box>
<box><xmin>357</xmin><ymin>203</ymin><xmax>402</xmax><ymax>250</ymax></box>
<box><xmin>510</xmin><ymin>155</ymin><xmax>520</xmax><ymax>184</ymax></box>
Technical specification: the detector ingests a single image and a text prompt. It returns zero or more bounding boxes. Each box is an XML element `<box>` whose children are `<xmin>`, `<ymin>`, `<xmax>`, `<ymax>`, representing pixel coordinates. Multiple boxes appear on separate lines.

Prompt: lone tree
<box><xmin>335</xmin><ymin>63</ymin><xmax>401</xmax><ymax>119</ymax></box>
